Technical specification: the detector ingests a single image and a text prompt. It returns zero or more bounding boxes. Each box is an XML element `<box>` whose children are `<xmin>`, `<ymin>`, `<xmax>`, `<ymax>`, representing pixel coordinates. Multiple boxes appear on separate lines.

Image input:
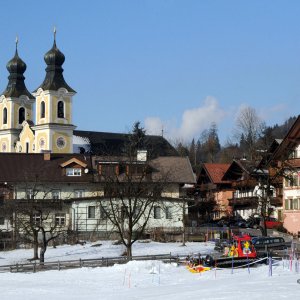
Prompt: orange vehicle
<box><xmin>228</xmin><ymin>234</ymin><xmax>257</xmax><ymax>258</ymax></box>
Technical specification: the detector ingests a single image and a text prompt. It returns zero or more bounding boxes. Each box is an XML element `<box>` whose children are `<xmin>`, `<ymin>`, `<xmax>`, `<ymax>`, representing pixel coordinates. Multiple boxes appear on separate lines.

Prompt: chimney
<box><xmin>43</xmin><ymin>150</ymin><xmax>51</xmax><ymax>161</ymax></box>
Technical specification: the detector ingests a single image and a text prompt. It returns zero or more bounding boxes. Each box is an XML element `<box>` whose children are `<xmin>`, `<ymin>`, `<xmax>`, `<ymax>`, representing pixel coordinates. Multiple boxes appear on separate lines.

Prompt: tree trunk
<box><xmin>39</xmin><ymin>229</ymin><xmax>47</xmax><ymax>264</ymax></box>
<box><xmin>40</xmin><ymin>246</ymin><xmax>46</xmax><ymax>264</ymax></box>
<box><xmin>126</xmin><ymin>244</ymin><xmax>132</xmax><ymax>258</ymax></box>
<box><xmin>33</xmin><ymin>231</ymin><xmax>39</xmax><ymax>260</ymax></box>
<box><xmin>260</xmin><ymin>215</ymin><xmax>268</xmax><ymax>237</ymax></box>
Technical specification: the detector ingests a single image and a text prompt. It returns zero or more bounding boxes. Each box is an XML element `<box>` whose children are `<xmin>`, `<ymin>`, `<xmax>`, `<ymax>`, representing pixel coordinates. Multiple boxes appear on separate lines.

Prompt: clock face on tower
<box><xmin>56</xmin><ymin>137</ymin><xmax>66</xmax><ymax>149</ymax></box>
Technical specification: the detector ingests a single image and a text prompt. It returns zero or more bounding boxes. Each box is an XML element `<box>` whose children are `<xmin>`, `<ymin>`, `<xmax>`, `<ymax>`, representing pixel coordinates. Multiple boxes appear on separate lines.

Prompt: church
<box><xmin>0</xmin><ymin>32</ymin><xmax>177</xmax><ymax>157</ymax></box>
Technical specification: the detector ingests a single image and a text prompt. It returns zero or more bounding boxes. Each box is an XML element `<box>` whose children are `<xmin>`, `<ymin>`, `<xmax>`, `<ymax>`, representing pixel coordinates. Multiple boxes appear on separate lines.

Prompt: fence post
<box><xmin>79</xmin><ymin>259</ymin><xmax>82</xmax><ymax>268</ymax></box>
<box><xmin>33</xmin><ymin>262</ymin><xmax>36</xmax><ymax>273</ymax></box>
<box><xmin>58</xmin><ymin>261</ymin><xmax>60</xmax><ymax>271</ymax></box>
<box><xmin>16</xmin><ymin>263</ymin><xmax>19</xmax><ymax>272</ymax></box>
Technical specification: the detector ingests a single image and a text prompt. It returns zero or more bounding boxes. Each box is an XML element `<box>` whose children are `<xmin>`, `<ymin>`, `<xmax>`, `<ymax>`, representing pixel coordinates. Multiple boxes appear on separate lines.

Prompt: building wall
<box><xmin>71</xmin><ymin>198</ymin><xmax>185</xmax><ymax>233</ymax></box>
<box><xmin>283</xmin><ymin>188</ymin><xmax>300</xmax><ymax>234</ymax></box>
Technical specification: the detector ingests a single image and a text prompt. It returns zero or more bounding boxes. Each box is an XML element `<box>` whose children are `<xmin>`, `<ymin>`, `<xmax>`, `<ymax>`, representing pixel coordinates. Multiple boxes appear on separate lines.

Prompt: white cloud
<box><xmin>144</xmin><ymin>96</ymin><xmax>226</xmax><ymax>142</ymax></box>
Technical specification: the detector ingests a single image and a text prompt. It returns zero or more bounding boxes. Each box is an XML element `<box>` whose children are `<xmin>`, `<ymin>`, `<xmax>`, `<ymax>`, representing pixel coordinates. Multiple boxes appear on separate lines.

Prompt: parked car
<box><xmin>199</xmin><ymin>222</ymin><xmax>220</xmax><ymax>228</ymax></box>
<box><xmin>252</xmin><ymin>236</ymin><xmax>289</xmax><ymax>252</ymax></box>
<box><xmin>246</xmin><ymin>216</ymin><xmax>282</xmax><ymax>229</ymax></box>
<box><xmin>265</xmin><ymin>217</ymin><xmax>282</xmax><ymax>229</ymax></box>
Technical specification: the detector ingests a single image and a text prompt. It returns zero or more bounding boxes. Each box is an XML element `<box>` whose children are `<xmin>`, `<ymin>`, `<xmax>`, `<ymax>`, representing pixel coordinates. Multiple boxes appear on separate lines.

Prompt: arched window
<box><xmin>3</xmin><ymin>108</ymin><xmax>7</xmax><ymax>125</ymax></box>
<box><xmin>40</xmin><ymin>101</ymin><xmax>45</xmax><ymax>118</ymax></box>
<box><xmin>57</xmin><ymin>101</ymin><xmax>64</xmax><ymax>118</ymax></box>
<box><xmin>19</xmin><ymin>107</ymin><xmax>25</xmax><ymax>124</ymax></box>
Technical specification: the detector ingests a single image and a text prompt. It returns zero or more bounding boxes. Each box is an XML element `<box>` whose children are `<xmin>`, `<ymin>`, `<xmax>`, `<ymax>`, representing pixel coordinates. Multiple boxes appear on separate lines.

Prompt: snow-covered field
<box><xmin>0</xmin><ymin>241</ymin><xmax>300</xmax><ymax>300</ymax></box>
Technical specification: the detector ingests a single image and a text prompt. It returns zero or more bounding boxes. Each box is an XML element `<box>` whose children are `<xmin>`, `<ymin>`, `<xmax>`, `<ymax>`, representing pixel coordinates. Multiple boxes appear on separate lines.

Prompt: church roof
<box><xmin>33</xmin><ymin>33</ymin><xmax>75</xmax><ymax>93</ymax></box>
<box><xmin>73</xmin><ymin>130</ymin><xmax>178</xmax><ymax>158</ymax></box>
<box><xmin>1</xmin><ymin>44</ymin><xmax>34</xmax><ymax>99</ymax></box>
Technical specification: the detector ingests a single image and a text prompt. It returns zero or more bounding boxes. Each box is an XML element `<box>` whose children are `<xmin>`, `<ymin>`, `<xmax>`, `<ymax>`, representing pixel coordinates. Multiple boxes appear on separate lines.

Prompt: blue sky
<box><xmin>0</xmin><ymin>0</ymin><xmax>300</xmax><ymax>146</ymax></box>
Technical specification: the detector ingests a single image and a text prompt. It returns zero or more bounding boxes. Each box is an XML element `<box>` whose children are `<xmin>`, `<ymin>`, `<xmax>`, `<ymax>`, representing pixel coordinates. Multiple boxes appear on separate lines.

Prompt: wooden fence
<box><xmin>0</xmin><ymin>253</ymin><xmax>185</xmax><ymax>274</ymax></box>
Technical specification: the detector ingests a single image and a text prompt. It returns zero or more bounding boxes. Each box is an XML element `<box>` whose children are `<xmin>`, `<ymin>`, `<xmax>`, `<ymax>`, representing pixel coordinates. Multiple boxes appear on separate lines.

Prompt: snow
<box><xmin>0</xmin><ymin>241</ymin><xmax>300</xmax><ymax>299</ymax></box>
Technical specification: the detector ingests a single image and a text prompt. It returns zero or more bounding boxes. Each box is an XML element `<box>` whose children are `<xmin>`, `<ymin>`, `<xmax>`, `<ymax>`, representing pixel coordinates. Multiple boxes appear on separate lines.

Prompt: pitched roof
<box><xmin>0</xmin><ymin>153</ymin><xmax>92</xmax><ymax>184</ymax></box>
<box><xmin>200</xmin><ymin>163</ymin><xmax>231</xmax><ymax>184</ymax></box>
<box><xmin>73</xmin><ymin>130</ymin><xmax>178</xmax><ymax>158</ymax></box>
<box><xmin>149</xmin><ymin>156</ymin><xmax>196</xmax><ymax>184</ymax></box>
<box><xmin>266</xmin><ymin>115</ymin><xmax>300</xmax><ymax>164</ymax></box>
<box><xmin>93</xmin><ymin>155</ymin><xmax>196</xmax><ymax>184</ymax></box>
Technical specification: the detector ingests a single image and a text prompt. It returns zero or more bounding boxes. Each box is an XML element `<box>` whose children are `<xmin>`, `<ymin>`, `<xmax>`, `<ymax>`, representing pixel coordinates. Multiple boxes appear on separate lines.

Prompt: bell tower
<box><xmin>0</xmin><ymin>38</ymin><xmax>34</xmax><ymax>153</ymax></box>
<box><xmin>32</xmin><ymin>29</ymin><xmax>76</xmax><ymax>153</ymax></box>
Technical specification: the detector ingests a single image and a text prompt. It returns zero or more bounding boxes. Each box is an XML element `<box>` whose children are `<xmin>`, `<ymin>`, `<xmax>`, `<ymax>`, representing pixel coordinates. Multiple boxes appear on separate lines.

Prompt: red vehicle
<box><xmin>206</xmin><ymin>234</ymin><xmax>258</xmax><ymax>267</ymax></box>
<box><xmin>265</xmin><ymin>217</ymin><xmax>282</xmax><ymax>229</ymax></box>
<box><xmin>228</xmin><ymin>234</ymin><xmax>257</xmax><ymax>258</ymax></box>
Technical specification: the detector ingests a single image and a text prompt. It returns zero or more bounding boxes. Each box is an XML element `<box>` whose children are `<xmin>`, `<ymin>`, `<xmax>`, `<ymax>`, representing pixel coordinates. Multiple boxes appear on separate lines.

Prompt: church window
<box><xmin>3</xmin><ymin>108</ymin><xmax>7</xmax><ymax>125</ymax></box>
<box><xmin>57</xmin><ymin>101</ymin><xmax>64</xmax><ymax>118</ymax></box>
<box><xmin>41</xmin><ymin>101</ymin><xmax>45</xmax><ymax>118</ymax></box>
<box><xmin>18</xmin><ymin>107</ymin><xmax>25</xmax><ymax>124</ymax></box>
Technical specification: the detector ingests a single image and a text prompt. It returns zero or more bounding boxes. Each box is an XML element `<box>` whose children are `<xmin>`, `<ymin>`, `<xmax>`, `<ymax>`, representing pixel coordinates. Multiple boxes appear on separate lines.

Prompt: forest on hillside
<box><xmin>172</xmin><ymin>106</ymin><xmax>297</xmax><ymax>173</ymax></box>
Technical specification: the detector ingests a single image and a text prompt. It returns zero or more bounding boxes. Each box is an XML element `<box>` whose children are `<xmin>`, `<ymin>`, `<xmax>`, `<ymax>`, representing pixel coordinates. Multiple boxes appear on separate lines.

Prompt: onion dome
<box><xmin>2</xmin><ymin>37</ymin><xmax>34</xmax><ymax>99</ymax></box>
<box><xmin>34</xmin><ymin>29</ymin><xmax>75</xmax><ymax>93</ymax></box>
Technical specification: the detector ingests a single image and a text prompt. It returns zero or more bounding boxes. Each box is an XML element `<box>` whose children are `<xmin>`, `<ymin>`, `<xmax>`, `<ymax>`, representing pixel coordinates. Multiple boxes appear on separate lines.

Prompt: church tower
<box><xmin>0</xmin><ymin>39</ymin><xmax>34</xmax><ymax>153</ymax></box>
<box><xmin>32</xmin><ymin>30</ymin><xmax>76</xmax><ymax>153</ymax></box>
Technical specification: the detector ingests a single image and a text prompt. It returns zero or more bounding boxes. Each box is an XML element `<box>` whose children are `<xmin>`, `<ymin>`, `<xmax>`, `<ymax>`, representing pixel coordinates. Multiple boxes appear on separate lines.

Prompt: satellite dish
<box><xmin>84</xmin><ymin>168</ymin><xmax>89</xmax><ymax>174</ymax></box>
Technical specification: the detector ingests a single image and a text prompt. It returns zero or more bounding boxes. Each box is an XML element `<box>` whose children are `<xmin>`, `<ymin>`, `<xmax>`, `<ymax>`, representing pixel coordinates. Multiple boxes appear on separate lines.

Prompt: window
<box><xmin>88</xmin><ymin>206</ymin><xmax>96</xmax><ymax>218</ymax></box>
<box><xmin>18</xmin><ymin>107</ymin><xmax>25</xmax><ymax>124</ymax></box>
<box><xmin>26</xmin><ymin>189</ymin><xmax>34</xmax><ymax>199</ymax></box>
<box><xmin>121</xmin><ymin>206</ymin><xmax>129</xmax><ymax>219</ymax></box>
<box><xmin>3</xmin><ymin>108</ymin><xmax>7</xmax><ymax>125</ymax></box>
<box><xmin>285</xmin><ymin>198</ymin><xmax>300</xmax><ymax>210</ymax></box>
<box><xmin>55</xmin><ymin>213</ymin><xmax>65</xmax><ymax>226</ymax></box>
<box><xmin>99</xmin><ymin>164</ymin><xmax>119</xmax><ymax>176</ymax></box>
<box><xmin>52</xmin><ymin>190</ymin><xmax>60</xmax><ymax>199</ymax></box>
<box><xmin>133</xmin><ymin>206</ymin><xmax>141</xmax><ymax>218</ymax></box>
<box><xmin>100</xmin><ymin>206</ymin><xmax>107</xmax><ymax>219</ymax></box>
<box><xmin>293</xmin><ymin>198</ymin><xmax>299</xmax><ymax>210</ymax></box>
<box><xmin>154</xmin><ymin>206</ymin><xmax>161</xmax><ymax>219</ymax></box>
<box><xmin>165</xmin><ymin>207</ymin><xmax>172</xmax><ymax>219</ymax></box>
<box><xmin>74</xmin><ymin>190</ymin><xmax>84</xmax><ymax>198</ymax></box>
<box><xmin>40</xmin><ymin>101</ymin><xmax>45</xmax><ymax>118</ymax></box>
<box><xmin>57</xmin><ymin>101</ymin><xmax>64</xmax><ymax>118</ymax></box>
<box><xmin>285</xmin><ymin>199</ymin><xmax>289</xmax><ymax>210</ymax></box>
<box><xmin>33</xmin><ymin>214</ymin><xmax>41</xmax><ymax>225</ymax></box>
<box><xmin>66</xmin><ymin>168</ymin><xmax>82</xmax><ymax>176</ymax></box>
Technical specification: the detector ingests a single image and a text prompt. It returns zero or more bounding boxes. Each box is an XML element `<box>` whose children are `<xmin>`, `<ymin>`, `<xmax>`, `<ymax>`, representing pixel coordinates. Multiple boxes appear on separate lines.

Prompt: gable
<box><xmin>60</xmin><ymin>157</ymin><xmax>87</xmax><ymax>168</ymax></box>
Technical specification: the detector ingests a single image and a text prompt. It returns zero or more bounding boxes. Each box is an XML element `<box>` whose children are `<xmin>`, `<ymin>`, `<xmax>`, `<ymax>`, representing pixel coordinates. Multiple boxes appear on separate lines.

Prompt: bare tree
<box><xmin>96</xmin><ymin>122</ymin><xmax>174</xmax><ymax>258</ymax></box>
<box><xmin>234</xmin><ymin>106</ymin><xmax>266</xmax><ymax>160</ymax></box>
<box><xmin>3</xmin><ymin>181</ymin><xmax>70</xmax><ymax>263</ymax></box>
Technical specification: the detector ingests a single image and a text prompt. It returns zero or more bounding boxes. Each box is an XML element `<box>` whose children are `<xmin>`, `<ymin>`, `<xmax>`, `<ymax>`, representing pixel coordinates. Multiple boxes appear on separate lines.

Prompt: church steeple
<box><xmin>2</xmin><ymin>37</ymin><xmax>34</xmax><ymax>99</ymax></box>
<box><xmin>32</xmin><ymin>29</ymin><xmax>76</xmax><ymax>154</ymax></box>
<box><xmin>34</xmin><ymin>28</ymin><xmax>75</xmax><ymax>93</ymax></box>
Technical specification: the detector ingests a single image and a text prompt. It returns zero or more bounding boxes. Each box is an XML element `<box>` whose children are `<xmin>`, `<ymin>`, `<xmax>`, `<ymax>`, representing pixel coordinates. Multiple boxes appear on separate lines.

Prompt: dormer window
<box><xmin>66</xmin><ymin>168</ymin><xmax>81</xmax><ymax>176</ymax></box>
<box><xmin>60</xmin><ymin>157</ymin><xmax>87</xmax><ymax>177</ymax></box>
